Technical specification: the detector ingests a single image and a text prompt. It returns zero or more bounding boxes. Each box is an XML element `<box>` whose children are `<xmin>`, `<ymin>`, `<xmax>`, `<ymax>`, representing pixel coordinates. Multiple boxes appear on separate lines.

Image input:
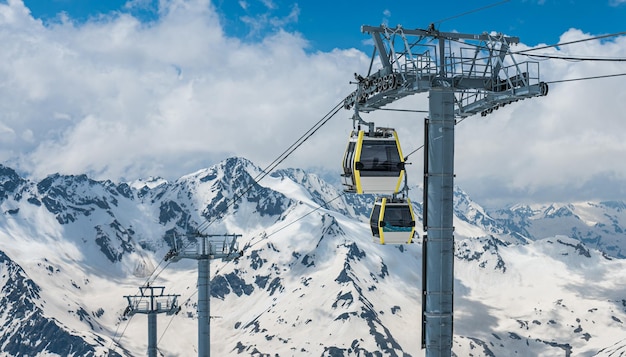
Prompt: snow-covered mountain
<box><xmin>0</xmin><ymin>157</ymin><xmax>625</xmax><ymax>356</ymax></box>
<box><xmin>489</xmin><ymin>201</ymin><xmax>626</xmax><ymax>258</ymax></box>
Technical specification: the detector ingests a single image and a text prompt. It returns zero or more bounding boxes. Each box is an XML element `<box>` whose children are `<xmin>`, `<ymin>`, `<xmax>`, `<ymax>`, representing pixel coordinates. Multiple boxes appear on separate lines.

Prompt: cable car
<box><xmin>369</xmin><ymin>197</ymin><xmax>416</xmax><ymax>244</ymax></box>
<box><xmin>341</xmin><ymin>127</ymin><xmax>406</xmax><ymax>194</ymax></box>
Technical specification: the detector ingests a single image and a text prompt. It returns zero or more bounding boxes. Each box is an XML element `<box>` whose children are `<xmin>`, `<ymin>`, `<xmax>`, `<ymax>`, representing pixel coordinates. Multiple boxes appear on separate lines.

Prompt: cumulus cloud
<box><xmin>454</xmin><ymin>29</ymin><xmax>626</xmax><ymax>206</ymax></box>
<box><xmin>0</xmin><ymin>0</ymin><xmax>625</xmax><ymax>207</ymax></box>
<box><xmin>0</xmin><ymin>0</ymin><xmax>367</xmax><ymax>182</ymax></box>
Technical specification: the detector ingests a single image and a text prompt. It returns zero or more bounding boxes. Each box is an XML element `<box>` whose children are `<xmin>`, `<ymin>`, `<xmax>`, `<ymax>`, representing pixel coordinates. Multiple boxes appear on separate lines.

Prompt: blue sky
<box><xmin>23</xmin><ymin>0</ymin><xmax>626</xmax><ymax>50</ymax></box>
<box><xmin>3</xmin><ymin>0</ymin><xmax>626</xmax><ymax>207</ymax></box>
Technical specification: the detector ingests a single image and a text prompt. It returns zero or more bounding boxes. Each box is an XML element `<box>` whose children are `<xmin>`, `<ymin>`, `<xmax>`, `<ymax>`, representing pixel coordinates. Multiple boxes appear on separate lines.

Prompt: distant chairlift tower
<box><xmin>343</xmin><ymin>24</ymin><xmax>548</xmax><ymax>357</ymax></box>
<box><xmin>165</xmin><ymin>233</ymin><xmax>242</xmax><ymax>357</ymax></box>
<box><xmin>124</xmin><ymin>285</ymin><xmax>180</xmax><ymax>357</ymax></box>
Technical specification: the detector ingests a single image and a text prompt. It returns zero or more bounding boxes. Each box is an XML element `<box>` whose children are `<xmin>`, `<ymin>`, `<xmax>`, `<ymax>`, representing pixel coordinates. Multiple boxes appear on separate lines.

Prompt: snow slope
<box><xmin>0</xmin><ymin>158</ymin><xmax>625</xmax><ymax>356</ymax></box>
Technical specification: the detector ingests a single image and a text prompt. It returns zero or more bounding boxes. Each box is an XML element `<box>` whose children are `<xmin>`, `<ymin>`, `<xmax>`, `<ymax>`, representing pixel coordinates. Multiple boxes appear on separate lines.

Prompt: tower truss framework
<box><xmin>345</xmin><ymin>24</ymin><xmax>548</xmax><ymax>357</ymax></box>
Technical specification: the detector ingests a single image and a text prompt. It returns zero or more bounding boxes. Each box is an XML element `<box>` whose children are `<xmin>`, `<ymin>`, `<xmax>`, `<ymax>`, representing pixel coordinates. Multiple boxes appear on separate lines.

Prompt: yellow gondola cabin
<box><xmin>341</xmin><ymin>127</ymin><xmax>406</xmax><ymax>194</ymax></box>
<box><xmin>369</xmin><ymin>197</ymin><xmax>415</xmax><ymax>244</ymax></box>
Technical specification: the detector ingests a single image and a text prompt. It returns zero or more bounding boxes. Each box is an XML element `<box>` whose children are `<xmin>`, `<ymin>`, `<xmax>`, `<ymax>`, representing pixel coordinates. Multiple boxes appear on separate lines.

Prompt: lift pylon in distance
<box><xmin>342</xmin><ymin>127</ymin><xmax>406</xmax><ymax>194</ymax></box>
<box><xmin>369</xmin><ymin>196</ymin><xmax>416</xmax><ymax>244</ymax></box>
<box><xmin>123</xmin><ymin>285</ymin><xmax>180</xmax><ymax>357</ymax></box>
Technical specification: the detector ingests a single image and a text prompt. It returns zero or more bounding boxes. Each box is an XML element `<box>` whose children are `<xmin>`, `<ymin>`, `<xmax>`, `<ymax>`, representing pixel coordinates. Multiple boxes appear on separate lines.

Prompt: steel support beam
<box><xmin>423</xmin><ymin>88</ymin><xmax>455</xmax><ymax>356</ymax></box>
<box><xmin>343</xmin><ymin>23</ymin><xmax>547</xmax><ymax>356</ymax></box>
<box><xmin>198</xmin><ymin>257</ymin><xmax>210</xmax><ymax>357</ymax></box>
<box><xmin>148</xmin><ymin>313</ymin><xmax>157</xmax><ymax>357</ymax></box>
<box><xmin>166</xmin><ymin>233</ymin><xmax>241</xmax><ymax>357</ymax></box>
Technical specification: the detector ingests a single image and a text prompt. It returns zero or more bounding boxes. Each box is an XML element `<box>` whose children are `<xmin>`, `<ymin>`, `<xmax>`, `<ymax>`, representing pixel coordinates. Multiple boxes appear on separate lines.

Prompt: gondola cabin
<box><xmin>369</xmin><ymin>197</ymin><xmax>415</xmax><ymax>244</ymax></box>
<box><xmin>341</xmin><ymin>128</ymin><xmax>405</xmax><ymax>194</ymax></box>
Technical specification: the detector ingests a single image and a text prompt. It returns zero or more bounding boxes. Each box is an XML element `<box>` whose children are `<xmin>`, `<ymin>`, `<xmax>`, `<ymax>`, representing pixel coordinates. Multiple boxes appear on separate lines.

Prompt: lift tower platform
<box><xmin>343</xmin><ymin>24</ymin><xmax>548</xmax><ymax>357</ymax></box>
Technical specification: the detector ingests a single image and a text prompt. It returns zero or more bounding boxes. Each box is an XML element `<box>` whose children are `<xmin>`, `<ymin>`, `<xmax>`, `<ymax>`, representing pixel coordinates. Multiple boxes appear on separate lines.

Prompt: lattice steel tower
<box><xmin>343</xmin><ymin>24</ymin><xmax>548</xmax><ymax>357</ymax></box>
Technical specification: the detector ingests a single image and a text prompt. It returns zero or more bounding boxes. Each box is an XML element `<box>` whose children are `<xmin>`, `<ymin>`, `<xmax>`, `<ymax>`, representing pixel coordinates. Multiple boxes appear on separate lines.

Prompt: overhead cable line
<box><xmin>431</xmin><ymin>0</ymin><xmax>511</xmax><ymax>27</ymax></box>
<box><xmin>376</xmin><ymin>108</ymin><xmax>429</xmax><ymax>113</ymax></box>
<box><xmin>155</xmin><ymin>190</ymin><xmax>351</xmax><ymax>343</ymax></box>
<box><xmin>148</xmin><ymin>98</ymin><xmax>344</xmax><ymax>273</ymax></box>
<box><xmin>545</xmin><ymin>72</ymin><xmax>626</xmax><ymax>84</ymax></box>
<box><xmin>402</xmin><ymin>111</ymin><xmax>478</xmax><ymax>161</ymax></box>
<box><xmin>157</xmin><ymin>289</ymin><xmax>198</xmax><ymax>346</ymax></box>
<box><xmin>110</xmin><ymin>314</ymin><xmax>136</xmax><ymax>352</ymax></box>
<box><xmin>245</xmin><ymin>191</ymin><xmax>348</xmax><ymax>250</ymax></box>
<box><xmin>523</xmin><ymin>53</ymin><xmax>626</xmax><ymax>62</ymax></box>
<box><xmin>403</xmin><ymin>144</ymin><xmax>424</xmax><ymax>161</ymax></box>
<box><xmin>514</xmin><ymin>31</ymin><xmax>626</xmax><ymax>54</ymax></box>
<box><xmin>193</xmin><ymin>100</ymin><xmax>345</xmax><ymax>235</ymax></box>
<box><xmin>444</xmin><ymin>30</ymin><xmax>626</xmax><ymax>65</ymax></box>
<box><xmin>137</xmin><ymin>99</ymin><xmax>346</xmax><ymax>287</ymax></box>
<box><xmin>114</xmin><ymin>99</ymin><xmax>347</xmax><ymax>346</ymax></box>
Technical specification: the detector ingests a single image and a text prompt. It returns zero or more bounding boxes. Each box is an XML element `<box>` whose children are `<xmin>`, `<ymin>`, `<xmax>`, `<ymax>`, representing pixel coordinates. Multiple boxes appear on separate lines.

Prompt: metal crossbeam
<box><xmin>124</xmin><ymin>285</ymin><xmax>180</xmax><ymax>357</ymax></box>
<box><xmin>343</xmin><ymin>24</ymin><xmax>547</xmax><ymax>116</ymax></box>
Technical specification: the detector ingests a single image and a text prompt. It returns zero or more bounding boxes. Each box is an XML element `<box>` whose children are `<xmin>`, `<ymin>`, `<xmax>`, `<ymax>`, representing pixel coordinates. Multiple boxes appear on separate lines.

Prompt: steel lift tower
<box><xmin>165</xmin><ymin>233</ymin><xmax>242</xmax><ymax>357</ymax></box>
<box><xmin>124</xmin><ymin>285</ymin><xmax>180</xmax><ymax>357</ymax></box>
<box><xmin>343</xmin><ymin>24</ymin><xmax>548</xmax><ymax>356</ymax></box>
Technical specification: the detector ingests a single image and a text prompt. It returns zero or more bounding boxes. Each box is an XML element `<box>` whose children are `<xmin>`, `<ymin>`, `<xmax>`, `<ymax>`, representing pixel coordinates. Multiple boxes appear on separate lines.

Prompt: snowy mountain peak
<box><xmin>0</xmin><ymin>157</ymin><xmax>625</xmax><ymax>356</ymax></box>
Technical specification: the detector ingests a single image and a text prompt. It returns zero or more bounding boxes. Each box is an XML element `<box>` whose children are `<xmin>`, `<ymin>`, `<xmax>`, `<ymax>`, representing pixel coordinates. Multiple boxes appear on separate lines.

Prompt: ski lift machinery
<box><xmin>341</xmin><ymin>24</ymin><xmax>548</xmax><ymax>357</ymax></box>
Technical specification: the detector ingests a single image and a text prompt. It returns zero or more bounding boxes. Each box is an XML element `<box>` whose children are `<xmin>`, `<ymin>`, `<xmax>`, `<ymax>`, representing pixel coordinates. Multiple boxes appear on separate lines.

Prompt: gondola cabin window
<box><xmin>381</xmin><ymin>205</ymin><xmax>414</xmax><ymax>232</ymax></box>
<box><xmin>358</xmin><ymin>140</ymin><xmax>404</xmax><ymax>176</ymax></box>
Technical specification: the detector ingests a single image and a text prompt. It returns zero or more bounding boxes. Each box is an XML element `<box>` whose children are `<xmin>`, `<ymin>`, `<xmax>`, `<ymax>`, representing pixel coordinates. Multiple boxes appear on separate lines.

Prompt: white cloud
<box><xmin>0</xmin><ymin>1</ymin><xmax>625</xmax><ymax>207</ymax></box>
<box><xmin>454</xmin><ymin>29</ymin><xmax>626</xmax><ymax>206</ymax></box>
<box><xmin>124</xmin><ymin>0</ymin><xmax>154</xmax><ymax>11</ymax></box>
<box><xmin>0</xmin><ymin>0</ymin><xmax>365</xmax><ymax>183</ymax></box>
<box><xmin>239</xmin><ymin>1</ymin><xmax>299</xmax><ymax>39</ymax></box>
<box><xmin>382</xmin><ymin>9</ymin><xmax>391</xmax><ymax>26</ymax></box>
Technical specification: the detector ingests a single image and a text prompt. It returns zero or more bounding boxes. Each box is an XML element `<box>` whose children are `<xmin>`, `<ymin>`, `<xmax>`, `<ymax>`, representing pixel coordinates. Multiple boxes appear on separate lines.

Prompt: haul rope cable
<box><xmin>523</xmin><ymin>54</ymin><xmax>626</xmax><ymax>62</ymax></box>
<box><xmin>162</xmin><ymin>100</ymin><xmax>345</xmax><ymax>261</ymax></box>
<box><xmin>113</xmin><ymin>25</ymin><xmax>626</xmax><ymax>352</ymax></box>
<box><xmin>145</xmin><ymin>99</ymin><xmax>342</xmax><ymax>273</ymax></box>
<box><xmin>514</xmin><ymin>31</ymin><xmax>626</xmax><ymax>54</ymax></box>
<box><xmin>430</xmin><ymin>0</ymin><xmax>511</xmax><ymax>27</ymax></box>
<box><xmin>193</xmin><ymin>100</ymin><xmax>345</xmax><ymax>235</ymax></box>
<box><xmin>441</xmin><ymin>30</ymin><xmax>626</xmax><ymax>65</ymax></box>
<box><xmin>144</xmin><ymin>99</ymin><xmax>344</xmax><ymax>286</ymax></box>
<box><xmin>545</xmin><ymin>73</ymin><xmax>626</xmax><ymax>83</ymax></box>
<box><xmin>122</xmin><ymin>29</ymin><xmax>626</xmax><ymax>342</ymax></box>
<box><xmin>112</xmin><ymin>99</ymin><xmax>345</xmax><ymax>347</ymax></box>
<box><xmin>155</xmin><ymin>190</ymin><xmax>348</xmax><ymax>343</ymax></box>
<box><xmin>154</xmin><ymin>105</ymin><xmax>439</xmax><ymax>343</ymax></box>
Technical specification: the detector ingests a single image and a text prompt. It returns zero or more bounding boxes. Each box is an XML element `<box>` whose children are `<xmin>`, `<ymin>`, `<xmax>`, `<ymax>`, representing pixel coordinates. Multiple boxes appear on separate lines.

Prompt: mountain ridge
<box><xmin>0</xmin><ymin>157</ymin><xmax>625</xmax><ymax>356</ymax></box>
